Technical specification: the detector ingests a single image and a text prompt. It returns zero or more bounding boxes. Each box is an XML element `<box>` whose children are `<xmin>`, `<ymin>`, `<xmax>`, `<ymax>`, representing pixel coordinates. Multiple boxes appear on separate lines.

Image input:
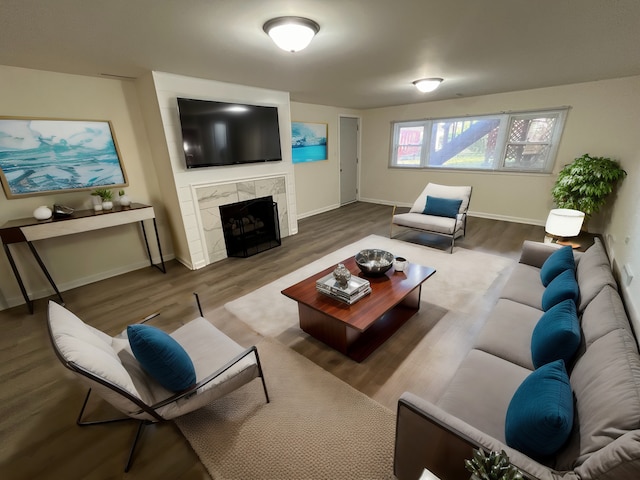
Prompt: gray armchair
<box><xmin>391</xmin><ymin>183</ymin><xmax>472</xmax><ymax>253</ymax></box>
<box><xmin>47</xmin><ymin>294</ymin><xmax>269</xmax><ymax>472</ymax></box>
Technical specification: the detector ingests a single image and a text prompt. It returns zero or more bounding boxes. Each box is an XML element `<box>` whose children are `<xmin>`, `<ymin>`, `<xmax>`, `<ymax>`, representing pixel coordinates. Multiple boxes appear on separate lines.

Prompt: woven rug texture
<box><xmin>177</xmin><ymin>235</ymin><xmax>515</xmax><ymax>479</ymax></box>
<box><xmin>175</xmin><ymin>337</ymin><xmax>396</xmax><ymax>480</ymax></box>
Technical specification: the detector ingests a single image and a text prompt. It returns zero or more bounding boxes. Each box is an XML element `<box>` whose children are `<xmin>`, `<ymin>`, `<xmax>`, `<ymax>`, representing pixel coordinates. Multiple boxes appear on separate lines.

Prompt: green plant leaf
<box><xmin>551</xmin><ymin>153</ymin><xmax>626</xmax><ymax>215</ymax></box>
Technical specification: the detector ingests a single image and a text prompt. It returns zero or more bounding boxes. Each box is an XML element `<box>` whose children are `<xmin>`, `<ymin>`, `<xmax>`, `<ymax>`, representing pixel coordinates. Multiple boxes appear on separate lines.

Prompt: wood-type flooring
<box><xmin>0</xmin><ymin>202</ymin><xmax>545</xmax><ymax>479</ymax></box>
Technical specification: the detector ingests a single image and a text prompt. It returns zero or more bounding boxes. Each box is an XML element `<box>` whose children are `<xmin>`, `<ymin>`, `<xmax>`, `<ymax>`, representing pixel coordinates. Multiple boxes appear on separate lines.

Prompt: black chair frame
<box><xmin>47</xmin><ymin>293</ymin><xmax>270</xmax><ymax>472</ymax></box>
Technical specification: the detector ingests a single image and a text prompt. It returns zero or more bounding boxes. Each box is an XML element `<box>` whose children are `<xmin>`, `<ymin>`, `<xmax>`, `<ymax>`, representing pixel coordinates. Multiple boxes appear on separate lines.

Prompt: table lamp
<box><xmin>544</xmin><ymin>208</ymin><xmax>585</xmax><ymax>248</ymax></box>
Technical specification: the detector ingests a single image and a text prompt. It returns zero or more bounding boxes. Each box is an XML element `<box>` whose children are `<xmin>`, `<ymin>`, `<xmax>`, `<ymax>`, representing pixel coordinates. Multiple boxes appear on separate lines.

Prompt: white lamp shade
<box><xmin>263</xmin><ymin>17</ymin><xmax>319</xmax><ymax>52</ymax></box>
<box><xmin>545</xmin><ymin>208</ymin><xmax>585</xmax><ymax>237</ymax></box>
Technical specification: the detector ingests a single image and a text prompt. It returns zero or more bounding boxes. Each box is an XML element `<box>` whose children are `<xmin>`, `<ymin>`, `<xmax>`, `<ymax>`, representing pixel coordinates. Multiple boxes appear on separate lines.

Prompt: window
<box><xmin>390</xmin><ymin>108</ymin><xmax>567</xmax><ymax>173</ymax></box>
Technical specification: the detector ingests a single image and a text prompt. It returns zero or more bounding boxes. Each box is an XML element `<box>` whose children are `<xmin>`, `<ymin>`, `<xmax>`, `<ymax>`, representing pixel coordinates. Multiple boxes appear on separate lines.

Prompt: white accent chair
<box><xmin>47</xmin><ymin>294</ymin><xmax>269</xmax><ymax>472</ymax></box>
<box><xmin>391</xmin><ymin>183</ymin><xmax>472</xmax><ymax>253</ymax></box>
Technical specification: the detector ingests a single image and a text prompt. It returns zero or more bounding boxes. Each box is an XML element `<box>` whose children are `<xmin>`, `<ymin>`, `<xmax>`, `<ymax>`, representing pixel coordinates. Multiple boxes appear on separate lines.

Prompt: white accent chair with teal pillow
<box><xmin>390</xmin><ymin>183</ymin><xmax>472</xmax><ymax>253</ymax></box>
<box><xmin>47</xmin><ymin>294</ymin><xmax>269</xmax><ymax>472</ymax></box>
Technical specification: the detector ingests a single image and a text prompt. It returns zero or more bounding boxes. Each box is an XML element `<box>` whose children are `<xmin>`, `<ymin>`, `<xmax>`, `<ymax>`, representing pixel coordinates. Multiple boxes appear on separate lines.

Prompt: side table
<box><xmin>0</xmin><ymin>203</ymin><xmax>166</xmax><ymax>313</ymax></box>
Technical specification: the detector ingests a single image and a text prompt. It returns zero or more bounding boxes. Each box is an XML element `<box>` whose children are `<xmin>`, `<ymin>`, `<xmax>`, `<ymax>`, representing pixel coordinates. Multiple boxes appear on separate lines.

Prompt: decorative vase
<box><xmin>33</xmin><ymin>205</ymin><xmax>52</xmax><ymax>220</ymax></box>
<box><xmin>102</xmin><ymin>201</ymin><xmax>113</xmax><ymax>210</ymax></box>
<box><xmin>118</xmin><ymin>194</ymin><xmax>131</xmax><ymax>207</ymax></box>
<box><xmin>333</xmin><ymin>263</ymin><xmax>351</xmax><ymax>289</ymax></box>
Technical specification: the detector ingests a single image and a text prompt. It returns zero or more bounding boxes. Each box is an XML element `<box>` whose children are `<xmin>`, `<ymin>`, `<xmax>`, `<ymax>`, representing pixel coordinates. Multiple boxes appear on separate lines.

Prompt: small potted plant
<box><xmin>118</xmin><ymin>189</ymin><xmax>131</xmax><ymax>207</ymax></box>
<box><xmin>551</xmin><ymin>153</ymin><xmax>627</xmax><ymax>221</ymax></box>
<box><xmin>465</xmin><ymin>448</ymin><xmax>523</xmax><ymax>480</ymax></box>
<box><xmin>92</xmin><ymin>188</ymin><xmax>114</xmax><ymax>210</ymax></box>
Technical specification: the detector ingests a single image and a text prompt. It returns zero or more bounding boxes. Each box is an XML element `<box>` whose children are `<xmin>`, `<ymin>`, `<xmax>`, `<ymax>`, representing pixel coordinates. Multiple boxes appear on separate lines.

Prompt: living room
<box><xmin>1</xmin><ymin>2</ymin><xmax>640</xmax><ymax>479</ymax></box>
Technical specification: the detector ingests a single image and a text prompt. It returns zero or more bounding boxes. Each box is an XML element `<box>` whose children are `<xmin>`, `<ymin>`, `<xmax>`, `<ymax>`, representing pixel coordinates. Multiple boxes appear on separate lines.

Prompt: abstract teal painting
<box><xmin>292</xmin><ymin>122</ymin><xmax>327</xmax><ymax>163</ymax></box>
<box><xmin>0</xmin><ymin>118</ymin><xmax>128</xmax><ymax>198</ymax></box>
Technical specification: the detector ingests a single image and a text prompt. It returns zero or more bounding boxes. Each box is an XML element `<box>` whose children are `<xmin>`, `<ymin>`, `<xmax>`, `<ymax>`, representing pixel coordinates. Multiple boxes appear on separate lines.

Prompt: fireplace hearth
<box><xmin>219</xmin><ymin>196</ymin><xmax>281</xmax><ymax>258</ymax></box>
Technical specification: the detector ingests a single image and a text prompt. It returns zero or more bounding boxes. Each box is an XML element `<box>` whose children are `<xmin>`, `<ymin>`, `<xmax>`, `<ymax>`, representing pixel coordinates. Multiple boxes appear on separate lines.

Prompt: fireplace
<box><xmin>219</xmin><ymin>196</ymin><xmax>281</xmax><ymax>258</ymax></box>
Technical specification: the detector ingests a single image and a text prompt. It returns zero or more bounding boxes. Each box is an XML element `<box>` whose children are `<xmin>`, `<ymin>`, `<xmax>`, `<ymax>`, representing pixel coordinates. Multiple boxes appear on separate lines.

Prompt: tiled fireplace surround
<box><xmin>192</xmin><ymin>175</ymin><xmax>290</xmax><ymax>267</ymax></box>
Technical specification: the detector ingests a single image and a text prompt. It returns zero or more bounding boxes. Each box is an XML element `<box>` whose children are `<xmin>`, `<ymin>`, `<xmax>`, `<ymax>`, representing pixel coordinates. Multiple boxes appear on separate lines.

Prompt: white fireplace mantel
<box><xmin>183</xmin><ymin>173</ymin><xmax>295</xmax><ymax>269</ymax></box>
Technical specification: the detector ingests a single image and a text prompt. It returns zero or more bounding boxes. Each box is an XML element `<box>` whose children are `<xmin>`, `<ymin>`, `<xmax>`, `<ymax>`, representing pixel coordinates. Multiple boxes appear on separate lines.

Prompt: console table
<box><xmin>0</xmin><ymin>203</ymin><xmax>166</xmax><ymax>313</ymax></box>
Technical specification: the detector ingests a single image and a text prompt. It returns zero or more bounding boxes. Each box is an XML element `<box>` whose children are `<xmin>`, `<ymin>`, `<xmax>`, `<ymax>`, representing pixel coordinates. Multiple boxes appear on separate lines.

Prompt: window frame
<box><xmin>389</xmin><ymin>108</ymin><xmax>568</xmax><ymax>173</ymax></box>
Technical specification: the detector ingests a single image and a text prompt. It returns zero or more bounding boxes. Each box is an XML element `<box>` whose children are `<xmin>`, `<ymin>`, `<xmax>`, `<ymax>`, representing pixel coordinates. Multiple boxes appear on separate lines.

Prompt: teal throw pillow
<box><xmin>540</xmin><ymin>246</ymin><xmax>576</xmax><ymax>287</ymax></box>
<box><xmin>531</xmin><ymin>299</ymin><xmax>581</xmax><ymax>369</ymax></box>
<box><xmin>423</xmin><ymin>196</ymin><xmax>463</xmax><ymax>219</ymax></box>
<box><xmin>127</xmin><ymin>324</ymin><xmax>196</xmax><ymax>392</ymax></box>
<box><xmin>505</xmin><ymin>360</ymin><xmax>574</xmax><ymax>458</ymax></box>
<box><xmin>541</xmin><ymin>269</ymin><xmax>579</xmax><ymax>311</ymax></box>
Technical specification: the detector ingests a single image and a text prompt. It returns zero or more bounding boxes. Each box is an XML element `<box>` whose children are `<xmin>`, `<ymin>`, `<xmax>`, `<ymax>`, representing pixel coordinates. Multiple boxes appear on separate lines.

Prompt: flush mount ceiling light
<box><xmin>263</xmin><ymin>16</ymin><xmax>320</xmax><ymax>52</ymax></box>
<box><xmin>413</xmin><ymin>78</ymin><xmax>443</xmax><ymax>93</ymax></box>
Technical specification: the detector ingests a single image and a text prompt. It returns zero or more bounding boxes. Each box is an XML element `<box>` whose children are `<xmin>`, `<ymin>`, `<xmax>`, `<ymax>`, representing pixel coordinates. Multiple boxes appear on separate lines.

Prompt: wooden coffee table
<box><xmin>281</xmin><ymin>257</ymin><xmax>436</xmax><ymax>362</ymax></box>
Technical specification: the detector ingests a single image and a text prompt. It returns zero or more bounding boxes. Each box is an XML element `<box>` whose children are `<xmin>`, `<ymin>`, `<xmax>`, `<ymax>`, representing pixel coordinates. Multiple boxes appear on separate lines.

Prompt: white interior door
<box><xmin>340</xmin><ymin>116</ymin><xmax>359</xmax><ymax>205</ymax></box>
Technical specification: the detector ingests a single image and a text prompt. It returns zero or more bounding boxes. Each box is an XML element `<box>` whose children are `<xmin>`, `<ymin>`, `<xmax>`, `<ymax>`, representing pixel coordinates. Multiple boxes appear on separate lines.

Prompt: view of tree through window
<box><xmin>391</xmin><ymin>109</ymin><xmax>567</xmax><ymax>173</ymax></box>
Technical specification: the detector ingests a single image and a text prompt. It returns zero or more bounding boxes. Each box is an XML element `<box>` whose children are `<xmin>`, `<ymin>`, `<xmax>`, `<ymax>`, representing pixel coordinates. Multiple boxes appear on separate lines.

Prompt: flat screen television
<box><xmin>177</xmin><ymin>97</ymin><xmax>282</xmax><ymax>168</ymax></box>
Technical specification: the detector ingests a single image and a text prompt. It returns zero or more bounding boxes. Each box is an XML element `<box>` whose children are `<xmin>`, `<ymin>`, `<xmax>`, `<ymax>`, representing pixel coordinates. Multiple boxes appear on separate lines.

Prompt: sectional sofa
<box><xmin>394</xmin><ymin>238</ymin><xmax>640</xmax><ymax>480</ymax></box>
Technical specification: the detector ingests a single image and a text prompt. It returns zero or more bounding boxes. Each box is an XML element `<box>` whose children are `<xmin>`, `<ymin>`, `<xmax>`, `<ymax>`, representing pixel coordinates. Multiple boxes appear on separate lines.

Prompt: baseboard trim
<box><xmin>297</xmin><ymin>203</ymin><xmax>342</xmax><ymax>220</ymax></box>
<box><xmin>0</xmin><ymin>254</ymin><xmax>175</xmax><ymax>311</ymax></box>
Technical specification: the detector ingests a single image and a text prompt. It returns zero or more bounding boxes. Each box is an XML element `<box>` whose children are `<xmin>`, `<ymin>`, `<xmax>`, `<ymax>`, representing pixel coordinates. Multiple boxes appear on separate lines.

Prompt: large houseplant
<box><xmin>551</xmin><ymin>153</ymin><xmax>626</xmax><ymax>217</ymax></box>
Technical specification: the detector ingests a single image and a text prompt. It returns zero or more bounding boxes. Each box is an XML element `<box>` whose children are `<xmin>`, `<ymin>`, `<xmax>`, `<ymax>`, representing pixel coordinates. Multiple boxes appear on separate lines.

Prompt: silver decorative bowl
<box><xmin>355</xmin><ymin>249</ymin><xmax>395</xmax><ymax>277</ymax></box>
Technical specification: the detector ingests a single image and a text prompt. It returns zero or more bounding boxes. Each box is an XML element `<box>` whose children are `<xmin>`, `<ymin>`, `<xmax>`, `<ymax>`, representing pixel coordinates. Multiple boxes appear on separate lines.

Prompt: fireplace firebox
<box><xmin>219</xmin><ymin>196</ymin><xmax>281</xmax><ymax>258</ymax></box>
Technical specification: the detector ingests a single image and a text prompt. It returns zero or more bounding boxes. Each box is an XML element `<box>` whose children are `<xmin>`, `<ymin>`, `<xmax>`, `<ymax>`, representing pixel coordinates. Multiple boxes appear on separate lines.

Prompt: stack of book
<box><xmin>316</xmin><ymin>273</ymin><xmax>371</xmax><ymax>305</ymax></box>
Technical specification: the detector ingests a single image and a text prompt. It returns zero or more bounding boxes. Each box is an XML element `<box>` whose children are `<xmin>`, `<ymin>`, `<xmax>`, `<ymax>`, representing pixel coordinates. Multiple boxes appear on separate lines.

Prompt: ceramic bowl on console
<box><xmin>355</xmin><ymin>249</ymin><xmax>395</xmax><ymax>277</ymax></box>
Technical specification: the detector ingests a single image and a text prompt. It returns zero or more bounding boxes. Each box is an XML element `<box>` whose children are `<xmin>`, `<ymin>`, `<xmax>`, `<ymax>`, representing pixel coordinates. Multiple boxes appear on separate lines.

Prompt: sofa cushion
<box><xmin>500</xmin><ymin>263</ymin><xmax>545</xmax><ymax>310</ymax></box>
<box><xmin>541</xmin><ymin>269</ymin><xmax>579</xmax><ymax>311</ymax></box>
<box><xmin>531</xmin><ymin>299</ymin><xmax>581</xmax><ymax>369</ymax></box>
<box><xmin>473</xmin><ymin>299</ymin><xmax>540</xmax><ymax>370</ymax></box>
<box><xmin>575</xmin><ymin>238</ymin><xmax>616</xmax><ymax>312</ymax></box>
<box><xmin>570</xmin><ymin>328</ymin><xmax>640</xmax><ymax>464</ymax></box>
<box><xmin>540</xmin><ymin>246</ymin><xmax>575</xmax><ymax>287</ymax></box>
<box><xmin>505</xmin><ymin>359</ymin><xmax>574</xmax><ymax>458</ymax></box>
<box><xmin>127</xmin><ymin>324</ymin><xmax>196</xmax><ymax>392</ymax></box>
<box><xmin>437</xmin><ymin>349</ymin><xmax>531</xmax><ymax>442</ymax></box>
<box><xmin>423</xmin><ymin>195</ymin><xmax>462</xmax><ymax>219</ymax></box>
<box><xmin>581</xmin><ymin>285</ymin><xmax>633</xmax><ymax>347</ymax></box>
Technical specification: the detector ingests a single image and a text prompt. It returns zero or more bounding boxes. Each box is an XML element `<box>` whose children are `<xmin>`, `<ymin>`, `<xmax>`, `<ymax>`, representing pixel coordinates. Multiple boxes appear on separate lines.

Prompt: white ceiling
<box><xmin>2</xmin><ymin>0</ymin><xmax>640</xmax><ymax>109</ymax></box>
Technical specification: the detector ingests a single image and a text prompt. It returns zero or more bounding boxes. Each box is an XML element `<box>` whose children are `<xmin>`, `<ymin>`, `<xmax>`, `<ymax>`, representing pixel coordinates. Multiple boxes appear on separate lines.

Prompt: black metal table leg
<box><xmin>140</xmin><ymin>220</ymin><xmax>166</xmax><ymax>273</ymax></box>
<box><xmin>2</xmin><ymin>243</ymin><xmax>34</xmax><ymax>314</ymax></box>
<box><xmin>27</xmin><ymin>241</ymin><xmax>64</xmax><ymax>306</ymax></box>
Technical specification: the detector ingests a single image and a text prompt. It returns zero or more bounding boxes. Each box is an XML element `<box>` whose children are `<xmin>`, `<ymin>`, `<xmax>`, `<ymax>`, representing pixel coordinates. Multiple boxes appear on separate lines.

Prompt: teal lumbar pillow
<box><xmin>541</xmin><ymin>269</ymin><xmax>579</xmax><ymax>311</ymax></box>
<box><xmin>540</xmin><ymin>246</ymin><xmax>576</xmax><ymax>287</ymax></box>
<box><xmin>505</xmin><ymin>359</ymin><xmax>574</xmax><ymax>458</ymax></box>
<box><xmin>127</xmin><ymin>324</ymin><xmax>196</xmax><ymax>392</ymax></box>
<box><xmin>423</xmin><ymin>195</ymin><xmax>463</xmax><ymax>218</ymax></box>
<box><xmin>531</xmin><ymin>299</ymin><xmax>581</xmax><ymax>369</ymax></box>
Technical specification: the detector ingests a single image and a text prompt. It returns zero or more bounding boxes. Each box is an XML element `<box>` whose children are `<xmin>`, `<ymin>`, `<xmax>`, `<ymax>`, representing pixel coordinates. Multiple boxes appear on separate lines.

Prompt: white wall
<box><xmin>137</xmin><ymin>72</ymin><xmax>297</xmax><ymax>269</ymax></box>
<box><xmin>359</xmin><ymin>75</ymin><xmax>640</xmax><ymax>332</ymax></box>
<box><xmin>290</xmin><ymin>102</ymin><xmax>360</xmax><ymax>218</ymax></box>
<box><xmin>1</xmin><ymin>66</ymin><xmax>637</xmax><ymax>328</ymax></box>
<box><xmin>0</xmin><ymin>66</ymin><xmax>168</xmax><ymax>310</ymax></box>
<box><xmin>359</xmin><ymin>76</ymin><xmax>640</xmax><ymax>228</ymax></box>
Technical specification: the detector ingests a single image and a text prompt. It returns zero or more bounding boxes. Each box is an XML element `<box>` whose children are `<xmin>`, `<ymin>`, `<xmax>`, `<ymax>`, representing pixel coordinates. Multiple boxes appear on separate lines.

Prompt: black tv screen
<box><xmin>177</xmin><ymin>97</ymin><xmax>282</xmax><ymax>168</ymax></box>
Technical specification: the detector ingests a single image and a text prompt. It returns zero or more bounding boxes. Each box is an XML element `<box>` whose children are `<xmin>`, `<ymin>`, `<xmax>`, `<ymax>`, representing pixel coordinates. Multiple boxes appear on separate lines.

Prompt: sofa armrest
<box><xmin>395</xmin><ymin>392</ymin><xmax>576</xmax><ymax>480</ymax></box>
<box><xmin>518</xmin><ymin>240</ymin><xmax>564</xmax><ymax>268</ymax></box>
<box><xmin>574</xmin><ymin>431</ymin><xmax>640</xmax><ymax>480</ymax></box>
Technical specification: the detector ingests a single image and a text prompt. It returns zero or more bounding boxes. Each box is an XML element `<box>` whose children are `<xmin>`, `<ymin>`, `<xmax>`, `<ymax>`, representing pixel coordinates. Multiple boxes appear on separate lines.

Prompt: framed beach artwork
<box><xmin>291</xmin><ymin>122</ymin><xmax>328</xmax><ymax>163</ymax></box>
<box><xmin>0</xmin><ymin>117</ymin><xmax>128</xmax><ymax>198</ymax></box>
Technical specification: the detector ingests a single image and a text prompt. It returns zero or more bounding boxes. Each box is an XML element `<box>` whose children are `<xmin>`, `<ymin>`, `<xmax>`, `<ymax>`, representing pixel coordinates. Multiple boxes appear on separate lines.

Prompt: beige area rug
<box><xmin>224</xmin><ymin>235</ymin><xmax>516</xmax><ymax>409</ymax></box>
<box><xmin>175</xmin><ymin>337</ymin><xmax>396</xmax><ymax>480</ymax></box>
<box><xmin>225</xmin><ymin>234</ymin><xmax>515</xmax><ymax>338</ymax></box>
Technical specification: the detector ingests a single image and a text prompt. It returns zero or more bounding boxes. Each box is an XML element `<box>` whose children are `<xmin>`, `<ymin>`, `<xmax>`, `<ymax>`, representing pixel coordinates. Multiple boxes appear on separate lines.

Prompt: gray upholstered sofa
<box><xmin>394</xmin><ymin>238</ymin><xmax>640</xmax><ymax>480</ymax></box>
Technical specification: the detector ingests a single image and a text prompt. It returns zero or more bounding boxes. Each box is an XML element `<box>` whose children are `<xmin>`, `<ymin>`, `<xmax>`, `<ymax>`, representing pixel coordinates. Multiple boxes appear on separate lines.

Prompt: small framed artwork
<box><xmin>0</xmin><ymin>117</ymin><xmax>128</xmax><ymax>198</ymax></box>
<box><xmin>292</xmin><ymin>122</ymin><xmax>328</xmax><ymax>163</ymax></box>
